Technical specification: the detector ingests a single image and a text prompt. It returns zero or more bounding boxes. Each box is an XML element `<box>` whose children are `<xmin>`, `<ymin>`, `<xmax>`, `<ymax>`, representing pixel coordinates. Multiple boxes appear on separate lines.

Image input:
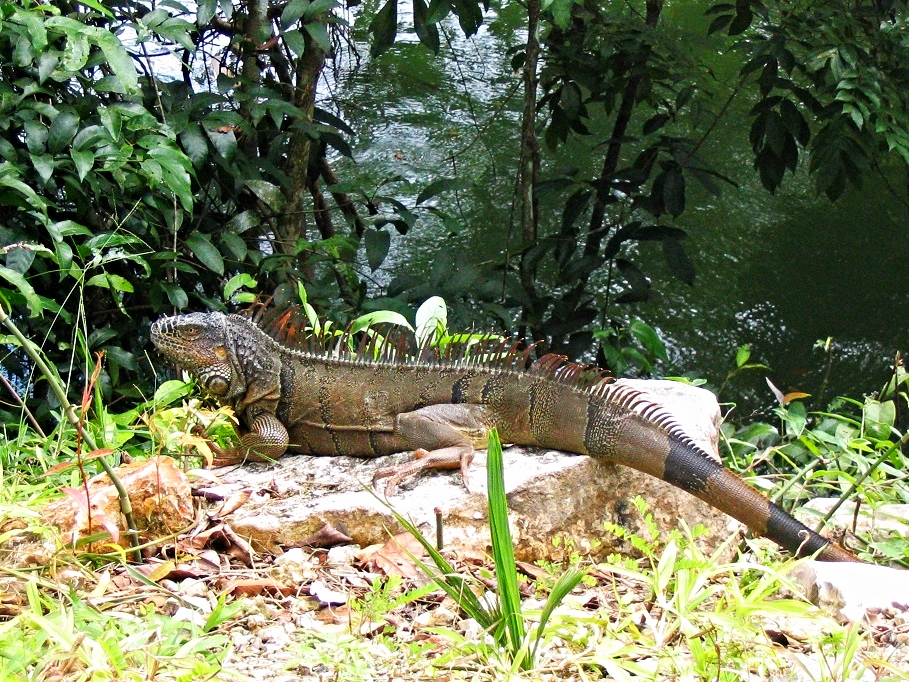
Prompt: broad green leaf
<box><xmin>282</xmin><ymin>28</ymin><xmax>306</xmax><ymax>56</ymax></box>
<box><xmin>161</xmin><ymin>281</ymin><xmax>189</xmax><ymax>309</ymax></box>
<box><xmin>185</xmin><ymin>233</ymin><xmax>225</xmax><ymax>275</ymax></box>
<box><xmin>5</xmin><ymin>246</ymin><xmax>37</xmax><ymax>275</ymax></box>
<box><xmin>219</xmin><ymin>232</ymin><xmax>248</xmax><ymax>261</ymax></box>
<box><xmin>245</xmin><ymin>179</ymin><xmax>286</xmax><ymax>212</ymax></box>
<box><xmin>736</xmin><ymin>345</ymin><xmax>751</xmax><ymax>368</ymax></box>
<box><xmin>415</xmin><ymin>296</ymin><xmax>447</xmax><ymax>347</ymax></box>
<box><xmin>304</xmin><ymin>21</ymin><xmax>331</xmax><ymax>53</ymax></box>
<box><xmin>416</xmin><ymin>177</ymin><xmax>470</xmax><ymax>204</ymax></box>
<box><xmin>0</xmin><ymin>164</ymin><xmax>48</xmax><ymax>212</ymax></box>
<box><xmin>179</xmin><ymin>124</ymin><xmax>209</xmax><ymax>164</ymax></box>
<box><xmin>0</xmin><ymin>266</ymin><xmax>42</xmax><ymax>316</ymax></box>
<box><xmin>196</xmin><ymin>0</ymin><xmax>217</xmax><ymax>25</ymax></box>
<box><xmin>369</xmin><ymin>0</ymin><xmax>398</xmax><ymax>57</ymax></box>
<box><xmin>662</xmin><ymin>166</ymin><xmax>685</xmax><ymax>217</ymax></box>
<box><xmin>90</xmin><ymin>28</ymin><xmax>139</xmax><ymax>93</ymax></box>
<box><xmin>154</xmin><ymin>379</ymin><xmax>194</xmax><ymax>405</ymax></box>
<box><xmin>38</xmin><ymin>51</ymin><xmax>60</xmax><ymax>84</ymax></box>
<box><xmin>18</xmin><ymin>7</ymin><xmax>49</xmax><ymax>51</ymax></box>
<box><xmin>425</xmin><ymin>0</ymin><xmax>451</xmax><ymax>24</ymax></box>
<box><xmin>282</xmin><ymin>0</ymin><xmax>311</xmax><ymax>26</ymax></box>
<box><xmin>85</xmin><ymin>273</ymin><xmax>135</xmax><ymax>292</ymax></box>
<box><xmin>224</xmin><ymin>273</ymin><xmax>257</xmax><ymax>301</ymax></box>
<box><xmin>349</xmin><ymin>310</ymin><xmax>412</xmax><ymax>334</ymax></box>
<box><xmin>70</xmin><ymin>149</ymin><xmax>95</xmax><ymax>181</ymax></box>
<box><xmin>225</xmin><ymin>210</ymin><xmax>259</xmax><ymax>234</ymax></box>
<box><xmin>31</xmin><ymin>155</ymin><xmax>56</xmax><ymax>184</ymax></box>
<box><xmin>661</xmin><ymin>237</ymin><xmax>694</xmax><ymax>286</ymax></box>
<box><xmin>364</xmin><ymin>228</ymin><xmax>390</xmax><ymax>271</ymax></box>
<box><xmin>61</xmin><ymin>32</ymin><xmax>91</xmax><ymax>71</ymax></box>
<box><xmin>629</xmin><ymin>319</ymin><xmax>668</xmax><ymax>362</ymax></box>
<box><xmin>864</xmin><ymin>400</ymin><xmax>896</xmax><ymax>440</ymax></box>
<box><xmin>413</xmin><ymin>0</ymin><xmax>440</xmax><ymax>52</ymax></box>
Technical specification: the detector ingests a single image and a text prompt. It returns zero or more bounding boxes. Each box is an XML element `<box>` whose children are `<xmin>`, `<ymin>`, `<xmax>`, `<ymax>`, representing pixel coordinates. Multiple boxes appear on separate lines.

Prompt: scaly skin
<box><xmin>150</xmin><ymin>310</ymin><xmax>862</xmax><ymax>563</ymax></box>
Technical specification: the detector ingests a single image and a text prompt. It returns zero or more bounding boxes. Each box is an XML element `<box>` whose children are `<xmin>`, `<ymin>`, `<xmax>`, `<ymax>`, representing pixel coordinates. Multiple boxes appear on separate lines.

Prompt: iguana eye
<box><xmin>181</xmin><ymin>325</ymin><xmax>201</xmax><ymax>339</ymax></box>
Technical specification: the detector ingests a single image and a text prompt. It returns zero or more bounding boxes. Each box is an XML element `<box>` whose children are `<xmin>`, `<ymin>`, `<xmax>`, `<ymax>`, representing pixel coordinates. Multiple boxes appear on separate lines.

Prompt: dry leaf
<box><xmin>213</xmin><ymin>489</ymin><xmax>251</xmax><ymax>517</ymax></box>
<box><xmin>293</xmin><ymin>522</ymin><xmax>354</xmax><ymax>549</ymax></box>
<box><xmin>367</xmin><ymin>532</ymin><xmax>425</xmax><ymax>579</ymax></box>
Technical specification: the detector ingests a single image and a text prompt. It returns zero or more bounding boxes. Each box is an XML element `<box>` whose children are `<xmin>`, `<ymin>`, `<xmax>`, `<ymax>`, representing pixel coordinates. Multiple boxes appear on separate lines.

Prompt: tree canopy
<box><xmin>1</xmin><ymin>0</ymin><xmax>907</xmax><ymax>421</ymax></box>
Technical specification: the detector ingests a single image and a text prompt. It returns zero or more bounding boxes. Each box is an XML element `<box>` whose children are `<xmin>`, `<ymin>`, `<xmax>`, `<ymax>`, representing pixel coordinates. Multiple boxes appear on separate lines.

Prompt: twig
<box><xmin>0</xmin><ymin>302</ymin><xmax>141</xmax><ymax>560</ymax></box>
<box><xmin>0</xmin><ymin>371</ymin><xmax>45</xmax><ymax>437</ymax></box>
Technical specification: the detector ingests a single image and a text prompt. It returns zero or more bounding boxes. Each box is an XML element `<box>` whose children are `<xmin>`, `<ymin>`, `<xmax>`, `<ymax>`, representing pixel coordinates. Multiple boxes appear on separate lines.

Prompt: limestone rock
<box><xmin>213</xmin><ymin>379</ymin><xmax>743</xmax><ymax>562</ymax></box>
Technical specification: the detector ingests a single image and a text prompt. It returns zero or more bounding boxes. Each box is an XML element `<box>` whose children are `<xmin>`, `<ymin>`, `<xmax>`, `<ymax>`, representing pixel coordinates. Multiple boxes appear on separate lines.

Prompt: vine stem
<box><xmin>0</xmin><ymin>303</ymin><xmax>141</xmax><ymax>560</ymax></box>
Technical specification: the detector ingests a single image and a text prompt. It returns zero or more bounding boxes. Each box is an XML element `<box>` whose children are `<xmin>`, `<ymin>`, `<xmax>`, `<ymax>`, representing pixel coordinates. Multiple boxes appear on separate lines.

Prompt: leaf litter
<box><xmin>2</xmin><ymin>456</ymin><xmax>909</xmax><ymax>681</ymax></box>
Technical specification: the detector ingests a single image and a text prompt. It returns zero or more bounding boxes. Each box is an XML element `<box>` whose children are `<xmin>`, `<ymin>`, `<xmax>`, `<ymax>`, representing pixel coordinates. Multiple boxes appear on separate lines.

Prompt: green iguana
<box><xmin>150</xmin><ymin>307</ymin><xmax>861</xmax><ymax>563</ymax></box>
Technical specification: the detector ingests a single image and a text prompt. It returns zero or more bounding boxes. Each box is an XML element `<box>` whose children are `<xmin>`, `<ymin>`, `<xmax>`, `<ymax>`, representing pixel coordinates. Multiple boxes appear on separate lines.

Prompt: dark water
<box><xmin>331</xmin><ymin>3</ymin><xmax>909</xmax><ymax>413</ymax></box>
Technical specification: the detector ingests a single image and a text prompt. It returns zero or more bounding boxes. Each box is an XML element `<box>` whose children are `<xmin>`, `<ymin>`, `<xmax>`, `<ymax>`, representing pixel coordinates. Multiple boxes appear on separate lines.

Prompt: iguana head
<box><xmin>151</xmin><ymin>312</ymin><xmax>235</xmax><ymax>398</ymax></box>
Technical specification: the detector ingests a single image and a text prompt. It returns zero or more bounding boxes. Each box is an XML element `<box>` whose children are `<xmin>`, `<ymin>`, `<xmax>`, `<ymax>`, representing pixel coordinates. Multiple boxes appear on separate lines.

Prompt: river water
<box><xmin>329</xmin><ymin>1</ymin><xmax>909</xmax><ymax>413</ymax></box>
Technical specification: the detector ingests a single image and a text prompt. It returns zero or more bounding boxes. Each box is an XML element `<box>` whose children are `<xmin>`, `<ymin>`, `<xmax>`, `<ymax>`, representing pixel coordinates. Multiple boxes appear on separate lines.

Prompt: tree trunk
<box><xmin>275</xmin><ymin>29</ymin><xmax>327</xmax><ymax>258</ymax></box>
<box><xmin>517</xmin><ymin>0</ymin><xmax>542</xmax><ymax>334</ymax></box>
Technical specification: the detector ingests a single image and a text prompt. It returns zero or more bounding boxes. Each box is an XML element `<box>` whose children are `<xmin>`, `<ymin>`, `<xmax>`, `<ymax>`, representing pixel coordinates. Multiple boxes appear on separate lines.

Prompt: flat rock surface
<box><xmin>210</xmin><ymin>379</ymin><xmax>743</xmax><ymax>561</ymax></box>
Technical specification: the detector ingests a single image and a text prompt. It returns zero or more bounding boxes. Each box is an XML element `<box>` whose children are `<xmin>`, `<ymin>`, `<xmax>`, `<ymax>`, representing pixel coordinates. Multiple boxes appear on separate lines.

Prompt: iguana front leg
<box><xmin>210</xmin><ymin>412</ymin><xmax>289</xmax><ymax>465</ymax></box>
<box><xmin>373</xmin><ymin>404</ymin><xmax>493</xmax><ymax>495</ymax></box>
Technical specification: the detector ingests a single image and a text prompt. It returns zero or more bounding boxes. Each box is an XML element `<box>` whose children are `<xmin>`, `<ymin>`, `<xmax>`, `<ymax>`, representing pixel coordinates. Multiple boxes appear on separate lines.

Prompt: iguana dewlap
<box><xmin>150</xmin><ymin>309</ymin><xmax>861</xmax><ymax>562</ymax></box>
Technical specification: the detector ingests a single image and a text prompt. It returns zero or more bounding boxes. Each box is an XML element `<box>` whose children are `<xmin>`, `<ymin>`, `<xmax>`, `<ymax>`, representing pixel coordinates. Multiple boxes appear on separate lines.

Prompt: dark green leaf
<box><xmin>416</xmin><ymin>177</ymin><xmax>469</xmax><ymax>204</ymax></box>
<box><xmin>70</xmin><ymin>149</ymin><xmax>94</xmax><ymax>181</ymax></box>
<box><xmin>728</xmin><ymin>8</ymin><xmax>752</xmax><ymax>35</ymax></box>
<box><xmin>161</xmin><ymin>281</ymin><xmax>189</xmax><ymax>309</ymax></box>
<box><xmin>245</xmin><ymin>179</ymin><xmax>285</xmax><ymax>212</ymax></box>
<box><xmin>615</xmin><ymin>259</ymin><xmax>650</xmax><ymax>304</ymax></box>
<box><xmin>662</xmin><ymin>237</ymin><xmax>695</xmax><ymax>285</ymax></box>
<box><xmin>561</xmin><ymin>188</ymin><xmax>592</xmax><ymax>233</ymax></box>
<box><xmin>413</xmin><ymin>0</ymin><xmax>440</xmax><ymax>52</ymax></box>
<box><xmin>0</xmin><ymin>265</ymin><xmax>42</xmax><ymax>316</ymax></box>
<box><xmin>185</xmin><ymin>232</ymin><xmax>225</xmax><ymax>275</ymax></box>
<box><xmin>662</xmin><ymin>166</ymin><xmax>686</xmax><ymax>217</ymax></box>
<box><xmin>5</xmin><ymin>246</ymin><xmax>35</xmax><ymax>274</ymax></box>
<box><xmin>364</xmin><ymin>229</ymin><xmax>391</xmax><ymax>271</ymax></box>
<box><xmin>179</xmin><ymin>124</ymin><xmax>209</xmax><ymax>164</ymax></box>
<box><xmin>196</xmin><ymin>0</ymin><xmax>217</xmax><ymax>25</ymax></box>
<box><xmin>369</xmin><ymin>0</ymin><xmax>398</xmax><ymax>57</ymax></box>
<box><xmin>304</xmin><ymin>21</ymin><xmax>332</xmax><ymax>53</ymax></box>
<box><xmin>281</xmin><ymin>29</ymin><xmax>306</xmax><ymax>57</ymax></box>
<box><xmin>643</xmin><ymin>113</ymin><xmax>670</xmax><ymax>135</ymax></box>
<box><xmin>282</xmin><ymin>0</ymin><xmax>310</xmax><ymax>26</ymax></box>
<box><xmin>219</xmin><ymin>232</ymin><xmax>248</xmax><ymax>261</ymax></box>
<box><xmin>425</xmin><ymin>0</ymin><xmax>451</xmax><ymax>24</ymax></box>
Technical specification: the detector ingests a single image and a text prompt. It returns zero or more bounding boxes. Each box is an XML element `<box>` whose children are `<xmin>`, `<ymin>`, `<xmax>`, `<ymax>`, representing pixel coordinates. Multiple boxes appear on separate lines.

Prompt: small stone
<box><xmin>413</xmin><ymin>605</ymin><xmax>457</xmax><ymax>628</ymax></box>
<box><xmin>326</xmin><ymin>545</ymin><xmax>361</xmax><ymax>566</ymax></box>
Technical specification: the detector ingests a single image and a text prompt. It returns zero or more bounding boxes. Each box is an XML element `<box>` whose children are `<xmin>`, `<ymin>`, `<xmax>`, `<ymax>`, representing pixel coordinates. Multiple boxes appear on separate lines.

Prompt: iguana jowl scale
<box><xmin>150</xmin><ymin>309</ymin><xmax>860</xmax><ymax>563</ymax></box>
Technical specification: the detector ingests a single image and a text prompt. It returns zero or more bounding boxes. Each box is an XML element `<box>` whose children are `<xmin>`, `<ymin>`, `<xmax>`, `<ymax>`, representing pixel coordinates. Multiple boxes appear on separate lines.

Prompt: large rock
<box><xmin>211</xmin><ymin>379</ymin><xmax>743</xmax><ymax>561</ymax></box>
<box><xmin>789</xmin><ymin>560</ymin><xmax>909</xmax><ymax>622</ymax></box>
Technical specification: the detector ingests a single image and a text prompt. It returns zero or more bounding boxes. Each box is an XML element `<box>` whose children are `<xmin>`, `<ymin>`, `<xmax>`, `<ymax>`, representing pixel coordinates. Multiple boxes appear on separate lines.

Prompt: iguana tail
<box><xmin>594</xmin><ymin>404</ymin><xmax>862</xmax><ymax>562</ymax></box>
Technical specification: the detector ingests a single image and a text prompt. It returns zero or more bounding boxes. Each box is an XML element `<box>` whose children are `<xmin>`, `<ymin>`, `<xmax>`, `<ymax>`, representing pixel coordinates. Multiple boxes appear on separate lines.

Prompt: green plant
<box><xmin>721</xmin><ymin>389</ymin><xmax>909</xmax><ymax>564</ymax></box>
<box><xmin>351</xmin><ymin>575</ymin><xmax>436</xmax><ymax>633</ymax></box>
<box><xmin>0</xmin><ymin>583</ymin><xmax>231</xmax><ymax>680</ymax></box>
<box><xmin>386</xmin><ymin>428</ymin><xmax>586</xmax><ymax>672</ymax></box>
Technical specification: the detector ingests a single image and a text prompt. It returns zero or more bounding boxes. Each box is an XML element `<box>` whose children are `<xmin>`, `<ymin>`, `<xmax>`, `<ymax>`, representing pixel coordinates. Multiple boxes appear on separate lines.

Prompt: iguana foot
<box><xmin>373</xmin><ymin>445</ymin><xmax>473</xmax><ymax>496</ymax></box>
